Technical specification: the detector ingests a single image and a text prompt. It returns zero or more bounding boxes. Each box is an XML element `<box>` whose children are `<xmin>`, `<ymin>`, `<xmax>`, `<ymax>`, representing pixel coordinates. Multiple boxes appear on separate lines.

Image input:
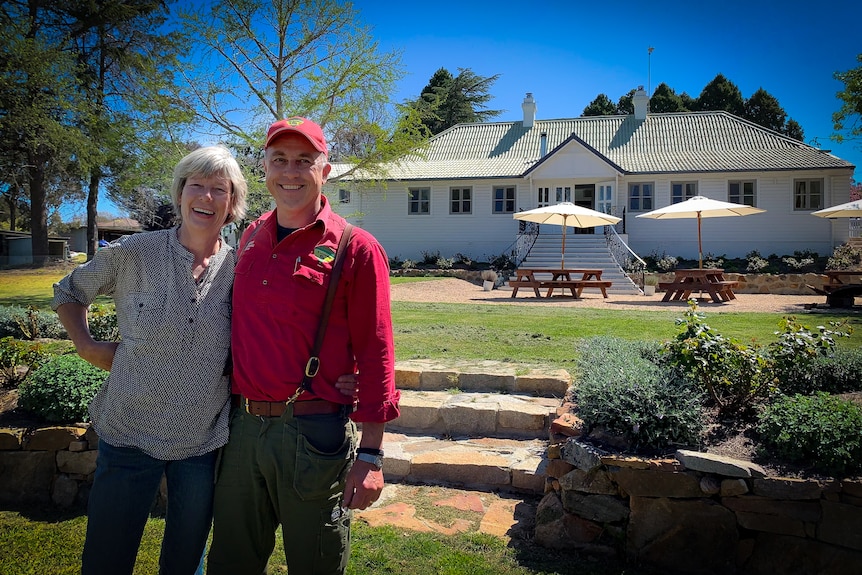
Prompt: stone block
<box><xmin>52</xmin><ymin>474</ymin><xmax>79</xmax><ymax>508</ymax></box>
<box><xmin>25</xmin><ymin>426</ymin><xmax>87</xmax><ymax>451</ymax></box>
<box><xmin>512</xmin><ymin>371</ymin><xmax>569</xmax><ymax>396</ymax></box>
<box><xmin>559</xmin><ymin>468</ymin><xmax>618</xmax><ymax>495</ymax></box>
<box><xmin>676</xmin><ymin>449</ymin><xmax>766</xmax><ymax>478</ymax></box>
<box><xmin>458</xmin><ymin>372</ymin><xmax>515</xmax><ymax>392</ymax></box>
<box><xmin>411</xmin><ymin>447</ymin><xmax>510</xmax><ymax>488</ymax></box>
<box><xmin>611</xmin><ymin>468</ymin><xmax>703</xmax><ymax>498</ymax></box>
<box><xmin>742</xmin><ymin>533</ymin><xmax>862</xmax><ymax>575</ymax></box>
<box><xmin>419</xmin><ymin>370</ymin><xmax>460</xmax><ymax>391</ymax></box>
<box><xmin>387</xmin><ymin>393</ymin><xmax>444</xmax><ymax>433</ymax></box>
<box><xmin>0</xmin><ymin>427</ymin><xmax>24</xmax><ymax>450</ymax></box>
<box><xmin>752</xmin><ymin>476</ymin><xmax>824</xmax><ymax>499</ymax></box>
<box><xmin>819</xmin><ymin>500</ymin><xmax>862</xmax><ymax>551</ymax></box>
<box><xmin>561</xmin><ymin>491</ymin><xmax>629</xmax><ymax>523</ymax></box>
<box><xmin>512</xmin><ymin>456</ymin><xmax>546</xmax><ymax>493</ymax></box>
<box><xmin>56</xmin><ymin>449</ymin><xmax>98</xmax><ymax>476</ymax></box>
<box><xmin>440</xmin><ymin>396</ymin><xmax>497</xmax><ymax>436</ymax></box>
<box><xmin>561</xmin><ymin>439</ymin><xmax>605</xmax><ymax>472</ymax></box>
<box><xmin>627</xmin><ymin>496</ymin><xmax>737</xmax><ymax>574</ymax></box>
<box><xmin>394</xmin><ymin>366</ymin><xmax>421</xmax><ymax>390</ymax></box>
<box><xmin>0</xmin><ymin>451</ymin><xmax>54</xmax><ymax>505</ymax></box>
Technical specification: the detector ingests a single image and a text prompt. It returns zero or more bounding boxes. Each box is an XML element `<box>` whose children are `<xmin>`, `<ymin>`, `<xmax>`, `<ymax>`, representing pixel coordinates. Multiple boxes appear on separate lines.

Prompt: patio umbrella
<box><xmin>811</xmin><ymin>199</ymin><xmax>862</xmax><ymax>218</ymax></box>
<box><xmin>513</xmin><ymin>202</ymin><xmax>621</xmax><ymax>268</ymax></box>
<box><xmin>636</xmin><ymin>196</ymin><xmax>765</xmax><ymax>268</ymax></box>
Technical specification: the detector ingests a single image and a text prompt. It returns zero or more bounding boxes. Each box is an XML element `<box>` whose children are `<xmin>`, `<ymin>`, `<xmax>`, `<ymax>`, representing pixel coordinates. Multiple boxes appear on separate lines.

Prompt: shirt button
<box><xmin>272</xmin><ymin>254</ymin><xmax>277</xmax><ymax>259</ymax></box>
<box><xmin>188</xmin><ymin>318</ymin><xmax>194</xmax><ymax>323</ymax></box>
<box><xmin>262</xmin><ymin>279</ymin><xmax>268</xmax><ymax>285</ymax></box>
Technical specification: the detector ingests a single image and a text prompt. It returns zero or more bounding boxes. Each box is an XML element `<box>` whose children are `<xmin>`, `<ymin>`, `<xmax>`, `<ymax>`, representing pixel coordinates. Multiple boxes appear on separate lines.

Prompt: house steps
<box><xmin>369</xmin><ymin>361</ymin><xmax>572</xmax><ymax>494</ymax></box>
<box><xmin>518</xmin><ymin>233</ymin><xmax>641</xmax><ymax>295</ymax></box>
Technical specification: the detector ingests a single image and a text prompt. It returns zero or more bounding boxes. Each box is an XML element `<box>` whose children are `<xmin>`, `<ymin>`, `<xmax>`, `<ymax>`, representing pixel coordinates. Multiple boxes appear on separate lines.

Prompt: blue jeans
<box><xmin>82</xmin><ymin>439</ymin><xmax>216</xmax><ymax>575</ymax></box>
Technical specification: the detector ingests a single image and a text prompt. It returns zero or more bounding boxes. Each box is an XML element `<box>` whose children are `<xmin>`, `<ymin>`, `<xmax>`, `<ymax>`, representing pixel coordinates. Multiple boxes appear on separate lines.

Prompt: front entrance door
<box><xmin>573</xmin><ymin>184</ymin><xmax>595</xmax><ymax>234</ymax></box>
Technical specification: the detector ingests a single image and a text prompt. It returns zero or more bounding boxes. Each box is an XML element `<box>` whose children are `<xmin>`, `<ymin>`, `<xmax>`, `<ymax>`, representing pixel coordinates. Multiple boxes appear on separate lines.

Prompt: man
<box><xmin>207</xmin><ymin>117</ymin><xmax>400</xmax><ymax>575</ymax></box>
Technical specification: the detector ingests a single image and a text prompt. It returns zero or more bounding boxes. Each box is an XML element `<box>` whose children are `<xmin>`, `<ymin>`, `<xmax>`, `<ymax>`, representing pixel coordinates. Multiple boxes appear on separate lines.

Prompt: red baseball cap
<box><xmin>265</xmin><ymin>117</ymin><xmax>328</xmax><ymax>155</ymax></box>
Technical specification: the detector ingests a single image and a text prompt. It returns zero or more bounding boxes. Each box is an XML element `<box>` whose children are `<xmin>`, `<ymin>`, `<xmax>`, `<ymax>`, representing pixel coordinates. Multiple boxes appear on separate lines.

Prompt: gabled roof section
<box><xmin>330</xmin><ymin>111</ymin><xmax>853</xmax><ymax>181</ymax></box>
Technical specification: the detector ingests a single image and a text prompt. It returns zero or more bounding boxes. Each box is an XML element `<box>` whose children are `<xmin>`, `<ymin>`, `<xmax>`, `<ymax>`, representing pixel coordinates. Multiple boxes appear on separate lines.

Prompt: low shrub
<box><xmin>756</xmin><ymin>392</ymin><xmax>862</xmax><ymax>476</ymax></box>
<box><xmin>0</xmin><ymin>336</ymin><xmax>49</xmax><ymax>387</ymax></box>
<box><xmin>18</xmin><ymin>354</ymin><xmax>106</xmax><ymax>423</ymax></box>
<box><xmin>826</xmin><ymin>243</ymin><xmax>862</xmax><ymax>271</ymax></box>
<box><xmin>0</xmin><ymin>305</ymin><xmax>65</xmax><ymax>340</ymax></box>
<box><xmin>767</xmin><ymin>318</ymin><xmax>851</xmax><ymax>396</ymax></box>
<box><xmin>575</xmin><ymin>337</ymin><xmax>705</xmax><ymax>452</ymax></box>
<box><xmin>88</xmin><ymin>304</ymin><xmax>120</xmax><ymax>342</ymax></box>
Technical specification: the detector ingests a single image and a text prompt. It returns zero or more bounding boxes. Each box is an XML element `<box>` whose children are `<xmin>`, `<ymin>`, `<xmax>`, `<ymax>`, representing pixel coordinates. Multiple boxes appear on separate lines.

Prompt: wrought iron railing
<box><xmin>850</xmin><ymin>218</ymin><xmax>861</xmax><ymax>239</ymax></box>
<box><xmin>605</xmin><ymin>225</ymin><xmax>646</xmax><ymax>287</ymax></box>
<box><xmin>514</xmin><ymin>221</ymin><xmax>539</xmax><ymax>267</ymax></box>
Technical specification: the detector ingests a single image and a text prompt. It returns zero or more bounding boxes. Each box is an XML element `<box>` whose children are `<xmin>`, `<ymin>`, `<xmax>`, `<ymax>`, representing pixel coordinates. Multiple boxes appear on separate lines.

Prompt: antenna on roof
<box><xmin>647</xmin><ymin>46</ymin><xmax>654</xmax><ymax>112</ymax></box>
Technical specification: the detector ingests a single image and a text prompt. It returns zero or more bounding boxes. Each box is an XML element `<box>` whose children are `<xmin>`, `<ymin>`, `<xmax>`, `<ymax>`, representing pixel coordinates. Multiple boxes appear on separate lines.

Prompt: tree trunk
<box><xmin>87</xmin><ymin>169</ymin><xmax>100</xmax><ymax>260</ymax></box>
<box><xmin>28</xmin><ymin>151</ymin><xmax>49</xmax><ymax>267</ymax></box>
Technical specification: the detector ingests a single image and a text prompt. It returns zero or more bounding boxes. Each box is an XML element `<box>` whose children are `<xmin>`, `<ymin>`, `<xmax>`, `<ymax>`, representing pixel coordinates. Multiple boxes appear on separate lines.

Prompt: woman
<box><xmin>53</xmin><ymin>146</ymin><xmax>248</xmax><ymax>574</ymax></box>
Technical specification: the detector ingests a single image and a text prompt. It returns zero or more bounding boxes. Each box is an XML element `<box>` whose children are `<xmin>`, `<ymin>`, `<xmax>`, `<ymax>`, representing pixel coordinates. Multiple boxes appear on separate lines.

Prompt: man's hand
<box><xmin>341</xmin><ymin>459</ymin><xmax>384</xmax><ymax>510</ymax></box>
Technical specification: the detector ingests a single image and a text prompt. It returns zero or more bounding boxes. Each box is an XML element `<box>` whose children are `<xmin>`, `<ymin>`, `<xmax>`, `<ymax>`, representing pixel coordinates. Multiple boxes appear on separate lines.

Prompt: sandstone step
<box><xmin>388</xmin><ymin>390</ymin><xmax>561</xmax><ymax>439</ymax></box>
<box><xmin>395</xmin><ymin>360</ymin><xmax>570</xmax><ymax>397</ymax></box>
<box><xmin>381</xmin><ymin>431</ymin><xmax>548</xmax><ymax>494</ymax></box>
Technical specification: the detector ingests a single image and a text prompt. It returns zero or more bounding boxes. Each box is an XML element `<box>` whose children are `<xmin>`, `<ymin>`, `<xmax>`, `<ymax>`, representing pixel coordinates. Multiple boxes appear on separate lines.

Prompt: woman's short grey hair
<box><xmin>170</xmin><ymin>146</ymin><xmax>248</xmax><ymax>225</ymax></box>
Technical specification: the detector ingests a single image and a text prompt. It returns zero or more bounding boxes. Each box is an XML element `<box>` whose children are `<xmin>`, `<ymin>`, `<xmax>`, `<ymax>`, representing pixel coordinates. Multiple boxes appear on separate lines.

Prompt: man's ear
<box><xmin>321</xmin><ymin>162</ymin><xmax>332</xmax><ymax>182</ymax></box>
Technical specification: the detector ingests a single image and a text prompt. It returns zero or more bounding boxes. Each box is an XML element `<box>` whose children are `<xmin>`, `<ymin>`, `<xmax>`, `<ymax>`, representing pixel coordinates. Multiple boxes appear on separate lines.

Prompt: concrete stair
<box><xmin>519</xmin><ymin>233</ymin><xmax>641</xmax><ymax>295</ymax></box>
<box><xmin>372</xmin><ymin>361</ymin><xmax>572</xmax><ymax>494</ymax></box>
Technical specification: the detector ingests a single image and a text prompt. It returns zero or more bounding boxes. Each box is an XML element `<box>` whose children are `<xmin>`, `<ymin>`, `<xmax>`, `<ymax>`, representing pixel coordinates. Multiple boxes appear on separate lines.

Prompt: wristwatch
<box><xmin>356</xmin><ymin>447</ymin><xmax>384</xmax><ymax>470</ymax></box>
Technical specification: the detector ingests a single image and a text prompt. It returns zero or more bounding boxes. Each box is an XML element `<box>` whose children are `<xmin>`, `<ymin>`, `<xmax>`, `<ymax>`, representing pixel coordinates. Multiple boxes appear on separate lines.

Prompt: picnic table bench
<box><xmin>806</xmin><ymin>270</ymin><xmax>862</xmax><ymax>308</ymax></box>
<box><xmin>509</xmin><ymin>268</ymin><xmax>612</xmax><ymax>299</ymax></box>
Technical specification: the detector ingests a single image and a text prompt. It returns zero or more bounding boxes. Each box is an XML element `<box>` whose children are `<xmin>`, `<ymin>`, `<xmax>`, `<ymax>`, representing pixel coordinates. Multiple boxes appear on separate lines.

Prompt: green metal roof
<box><xmin>331</xmin><ymin>111</ymin><xmax>853</xmax><ymax>180</ymax></box>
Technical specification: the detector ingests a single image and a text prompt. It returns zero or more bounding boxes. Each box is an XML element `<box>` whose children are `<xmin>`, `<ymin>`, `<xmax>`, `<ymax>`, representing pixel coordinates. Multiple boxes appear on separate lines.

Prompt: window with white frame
<box><xmin>728</xmin><ymin>180</ymin><xmax>756</xmax><ymax>206</ymax></box>
<box><xmin>628</xmin><ymin>182</ymin><xmax>653</xmax><ymax>211</ymax></box>
<box><xmin>555</xmin><ymin>186</ymin><xmax>572</xmax><ymax>203</ymax></box>
<box><xmin>408</xmin><ymin>187</ymin><xmax>430</xmax><ymax>215</ymax></box>
<box><xmin>493</xmin><ymin>186</ymin><xmax>515</xmax><ymax>213</ymax></box>
<box><xmin>450</xmin><ymin>187</ymin><xmax>472</xmax><ymax>214</ymax></box>
<box><xmin>537</xmin><ymin>187</ymin><xmax>551</xmax><ymax>207</ymax></box>
<box><xmin>671</xmin><ymin>181</ymin><xmax>698</xmax><ymax>204</ymax></box>
<box><xmin>793</xmin><ymin>179</ymin><xmax>823</xmax><ymax>210</ymax></box>
<box><xmin>338</xmin><ymin>189</ymin><xmax>351</xmax><ymax>204</ymax></box>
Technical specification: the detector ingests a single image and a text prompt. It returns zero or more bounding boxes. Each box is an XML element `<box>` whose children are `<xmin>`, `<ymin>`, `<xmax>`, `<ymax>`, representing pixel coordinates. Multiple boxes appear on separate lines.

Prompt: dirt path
<box><xmin>390</xmin><ymin>277</ymin><xmax>855</xmax><ymax>314</ymax></box>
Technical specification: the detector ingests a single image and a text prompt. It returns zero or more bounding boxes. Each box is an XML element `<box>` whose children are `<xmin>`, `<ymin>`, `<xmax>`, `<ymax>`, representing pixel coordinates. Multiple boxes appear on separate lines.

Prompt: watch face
<box><xmin>357</xmin><ymin>452</ymin><xmax>383</xmax><ymax>469</ymax></box>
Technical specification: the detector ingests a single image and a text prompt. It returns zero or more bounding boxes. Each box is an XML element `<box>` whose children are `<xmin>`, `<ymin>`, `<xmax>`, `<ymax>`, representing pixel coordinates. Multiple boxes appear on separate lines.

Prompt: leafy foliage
<box><xmin>826</xmin><ymin>242</ymin><xmax>862</xmax><ymax>270</ymax></box>
<box><xmin>768</xmin><ymin>318</ymin><xmax>852</xmax><ymax>395</ymax></box>
<box><xmin>0</xmin><ymin>305</ymin><xmax>64</xmax><ymax>340</ymax></box>
<box><xmin>756</xmin><ymin>393</ymin><xmax>862</xmax><ymax>476</ymax></box>
<box><xmin>661</xmin><ymin>302</ymin><xmax>774</xmax><ymax>415</ymax></box>
<box><xmin>409</xmin><ymin>67</ymin><xmax>502</xmax><ymax>135</ymax></box>
<box><xmin>0</xmin><ymin>337</ymin><xmax>48</xmax><ymax>387</ymax></box>
<box><xmin>87</xmin><ymin>304</ymin><xmax>120</xmax><ymax>342</ymax></box>
<box><xmin>575</xmin><ymin>337</ymin><xmax>705</xmax><ymax>451</ymax></box>
<box><xmin>582</xmin><ymin>94</ymin><xmax>618</xmax><ymax>116</ymax></box>
<box><xmin>18</xmin><ymin>354</ymin><xmax>106</xmax><ymax>423</ymax></box>
<box><xmin>832</xmin><ymin>53</ymin><xmax>862</xmax><ymax>144</ymax></box>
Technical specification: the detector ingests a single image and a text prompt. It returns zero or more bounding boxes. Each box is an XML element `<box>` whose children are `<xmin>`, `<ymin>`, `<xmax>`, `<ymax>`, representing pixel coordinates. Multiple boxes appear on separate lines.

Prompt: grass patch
<box><xmin>0</xmin><ymin>510</ymin><xmax>647</xmax><ymax>575</ymax></box>
<box><xmin>391</xmin><ymin>302</ymin><xmax>862</xmax><ymax>372</ymax></box>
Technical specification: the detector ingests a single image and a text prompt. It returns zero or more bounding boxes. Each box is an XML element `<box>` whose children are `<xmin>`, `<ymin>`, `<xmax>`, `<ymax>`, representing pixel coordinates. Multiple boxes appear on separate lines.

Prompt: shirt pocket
<box><xmin>121</xmin><ymin>292</ymin><xmax>168</xmax><ymax>341</ymax></box>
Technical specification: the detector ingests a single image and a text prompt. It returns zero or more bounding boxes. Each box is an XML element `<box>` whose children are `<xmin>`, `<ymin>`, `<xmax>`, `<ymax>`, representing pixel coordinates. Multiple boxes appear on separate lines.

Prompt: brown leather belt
<box><xmin>231</xmin><ymin>394</ymin><xmax>343</xmax><ymax>417</ymax></box>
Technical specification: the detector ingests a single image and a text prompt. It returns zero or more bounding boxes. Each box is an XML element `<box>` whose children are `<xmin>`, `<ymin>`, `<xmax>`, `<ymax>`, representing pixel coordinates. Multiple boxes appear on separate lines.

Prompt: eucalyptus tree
<box><xmin>833</xmin><ymin>53</ymin><xmax>862</xmax><ymax>146</ymax></box>
<box><xmin>176</xmin><ymin>0</ymin><xmax>426</xmax><ymax>225</ymax></box>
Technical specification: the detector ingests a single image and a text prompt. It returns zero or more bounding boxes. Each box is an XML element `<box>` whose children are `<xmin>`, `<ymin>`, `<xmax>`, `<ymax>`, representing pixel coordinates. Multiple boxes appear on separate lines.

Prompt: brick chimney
<box><xmin>522</xmin><ymin>93</ymin><xmax>536</xmax><ymax>128</ymax></box>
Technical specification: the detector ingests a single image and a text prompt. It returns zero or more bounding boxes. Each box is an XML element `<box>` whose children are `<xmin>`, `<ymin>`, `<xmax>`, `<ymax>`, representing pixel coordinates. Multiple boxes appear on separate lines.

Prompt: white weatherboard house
<box><xmin>327</xmin><ymin>88</ymin><xmax>855</xmax><ymax>267</ymax></box>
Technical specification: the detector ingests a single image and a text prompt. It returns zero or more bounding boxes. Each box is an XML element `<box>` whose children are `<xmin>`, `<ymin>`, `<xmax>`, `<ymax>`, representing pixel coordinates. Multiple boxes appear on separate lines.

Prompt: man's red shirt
<box><xmin>230</xmin><ymin>197</ymin><xmax>399</xmax><ymax>423</ymax></box>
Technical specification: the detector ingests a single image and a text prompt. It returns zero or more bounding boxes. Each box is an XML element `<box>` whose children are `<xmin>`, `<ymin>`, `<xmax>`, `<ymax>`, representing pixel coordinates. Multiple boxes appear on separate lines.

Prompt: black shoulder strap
<box><xmin>300</xmin><ymin>224</ymin><xmax>354</xmax><ymax>393</ymax></box>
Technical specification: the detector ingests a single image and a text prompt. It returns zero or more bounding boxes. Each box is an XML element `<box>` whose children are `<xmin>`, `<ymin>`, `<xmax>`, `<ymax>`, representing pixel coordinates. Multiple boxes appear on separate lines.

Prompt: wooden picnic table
<box><xmin>807</xmin><ymin>270</ymin><xmax>862</xmax><ymax>307</ymax></box>
<box><xmin>509</xmin><ymin>268</ymin><xmax>612</xmax><ymax>299</ymax></box>
<box><xmin>824</xmin><ymin>270</ymin><xmax>862</xmax><ymax>286</ymax></box>
<box><xmin>658</xmin><ymin>268</ymin><xmax>738</xmax><ymax>303</ymax></box>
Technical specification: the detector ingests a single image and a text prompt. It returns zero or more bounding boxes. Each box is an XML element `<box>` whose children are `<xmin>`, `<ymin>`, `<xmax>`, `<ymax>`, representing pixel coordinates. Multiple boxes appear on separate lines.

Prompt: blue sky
<box><xmin>355</xmin><ymin>0</ymin><xmax>861</xmax><ymax>172</ymax></box>
<box><xmin>89</xmin><ymin>0</ymin><xmax>861</xmax><ymax>219</ymax></box>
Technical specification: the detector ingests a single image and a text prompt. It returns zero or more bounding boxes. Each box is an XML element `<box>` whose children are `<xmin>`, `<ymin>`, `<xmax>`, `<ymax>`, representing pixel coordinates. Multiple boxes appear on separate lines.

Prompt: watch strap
<box><xmin>356</xmin><ymin>452</ymin><xmax>383</xmax><ymax>469</ymax></box>
<box><xmin>357</xmin><ymin>447</ymin><xmax>384</xmax><ymax>456</ymax></box>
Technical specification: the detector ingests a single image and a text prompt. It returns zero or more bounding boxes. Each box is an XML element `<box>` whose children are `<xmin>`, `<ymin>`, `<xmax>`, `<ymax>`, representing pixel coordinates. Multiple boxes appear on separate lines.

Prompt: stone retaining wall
<box><xmin>538</xmin><ymin>437</ymin><xmax>862</xmax><ymax>575</ymax></box>
<box><xmin>0</xmin><ymin>424</ymin><xmax>166</xmax><ymax>512</ymax></box>
<box><xmin>648</xmin><ymin>272</ymin><xmax>834</xmax><ymax>295</ymax></box>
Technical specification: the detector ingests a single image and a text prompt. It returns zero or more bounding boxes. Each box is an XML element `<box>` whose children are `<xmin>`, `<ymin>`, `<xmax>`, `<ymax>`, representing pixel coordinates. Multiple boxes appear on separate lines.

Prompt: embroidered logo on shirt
<box><xmin>313</xmin><ymin>245</ymin><xmax>336</xmax><ymax>264</ymax></box>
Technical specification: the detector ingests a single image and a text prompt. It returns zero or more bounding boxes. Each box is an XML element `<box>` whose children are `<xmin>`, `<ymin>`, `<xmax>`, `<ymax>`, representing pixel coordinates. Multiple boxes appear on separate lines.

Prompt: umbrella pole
<box><xmin>697</xmin><ymin>212</ymin><xmax>703</xmax><ymax>269</ymax></box>
<box><xmin>561</xmin><ymin>217</ymin><xmax>567</xmax><ymax>268</ymax></box>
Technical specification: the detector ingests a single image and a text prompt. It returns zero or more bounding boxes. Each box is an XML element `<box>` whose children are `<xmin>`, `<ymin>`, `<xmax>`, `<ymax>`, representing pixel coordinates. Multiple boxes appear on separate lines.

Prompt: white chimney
<box><xmin>633</xmin><ymin>85</ymin><xmax>649</xmax><ymax>120</ymax></box>
<box><xmin>522</xmin><ymin>93</ymin><xmax>536</xmax><ymax>128</ymax></box>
